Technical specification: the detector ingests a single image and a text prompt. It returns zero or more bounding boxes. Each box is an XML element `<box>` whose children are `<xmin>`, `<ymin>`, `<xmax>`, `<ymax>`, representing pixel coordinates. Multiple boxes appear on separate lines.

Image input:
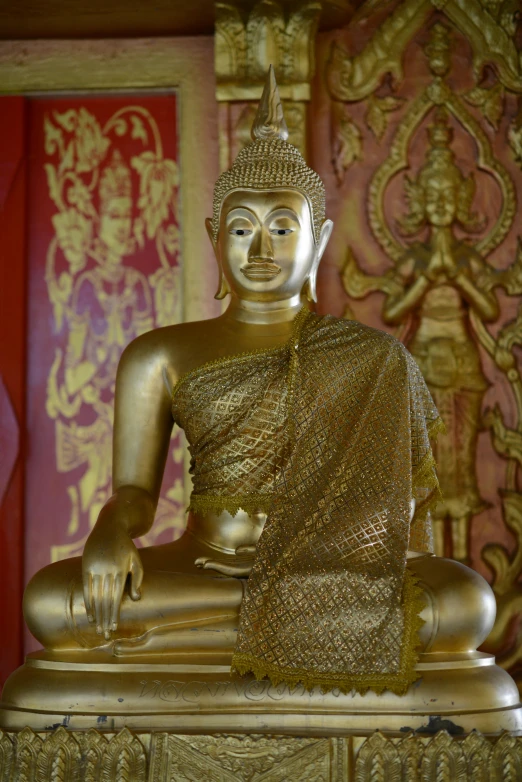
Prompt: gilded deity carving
<box><xmin>215</xmin><ymin>0</ymin><xmax>320</xmax><ymax>173</ymax></box>
<box><xmin>334</xmin><ymin>20</ymin><xmax>518</xmax><ymax>562</ymax></box>
<box><xmin>380</xmin><ymin>110</ymin><xmax>498</xmax><ymax>562</ymax></box>
<box><xmin>326</xmin><ymin>0</ymin><xmax>522</xmax><ymax>685</ymax></box>
<box><xmin>44</xmin><ymin>105</ymin><xmax>184</xmax><ymax>561</ymax></box>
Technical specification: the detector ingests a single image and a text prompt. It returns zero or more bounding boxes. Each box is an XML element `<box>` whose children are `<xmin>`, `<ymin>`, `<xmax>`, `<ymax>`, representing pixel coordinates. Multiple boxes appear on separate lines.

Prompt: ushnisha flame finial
<box><xmin>251</xmin><ymin>65</ymin><xmax>289</xmax><ymax>143</ymax></box>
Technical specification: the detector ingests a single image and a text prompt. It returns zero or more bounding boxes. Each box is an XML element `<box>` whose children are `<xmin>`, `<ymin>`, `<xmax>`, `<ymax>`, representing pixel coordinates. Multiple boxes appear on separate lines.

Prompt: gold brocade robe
<box><xmin>173</xmin><ymin>310</ymin><xmax>442</xmax><ymax>696</ymax></box>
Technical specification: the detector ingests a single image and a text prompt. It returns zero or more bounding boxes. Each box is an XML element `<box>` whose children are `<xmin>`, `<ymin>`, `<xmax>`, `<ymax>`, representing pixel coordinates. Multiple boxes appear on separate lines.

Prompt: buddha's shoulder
<box><xmin>119</xmin><ymin>319</ymin><xmax>222</xmax><ymax>374</ymax></box>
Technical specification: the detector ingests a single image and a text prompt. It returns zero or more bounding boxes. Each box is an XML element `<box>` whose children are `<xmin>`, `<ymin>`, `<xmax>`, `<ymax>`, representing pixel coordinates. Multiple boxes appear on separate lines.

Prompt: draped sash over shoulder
<box><xmin>171</xmin><ymin>307</ymin><xmax>308</xmax><ymax>518</ymax></box>
<box><xmin>172</xmin><ymin>310</ymin><xmax>442</xmax><ymax>695</ymax></box>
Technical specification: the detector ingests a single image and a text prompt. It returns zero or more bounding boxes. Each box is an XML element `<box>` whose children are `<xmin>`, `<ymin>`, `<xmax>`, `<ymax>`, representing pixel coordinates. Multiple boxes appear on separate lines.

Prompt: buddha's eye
<box><xmin>229</xmin><ymin>228</ymin><xmax>252</xmax><ymax>236</ymax></box>
<box><xmin>270</xmin><ymin>228</ymin><xmax>293</xmax><ymax>236</ymax></box>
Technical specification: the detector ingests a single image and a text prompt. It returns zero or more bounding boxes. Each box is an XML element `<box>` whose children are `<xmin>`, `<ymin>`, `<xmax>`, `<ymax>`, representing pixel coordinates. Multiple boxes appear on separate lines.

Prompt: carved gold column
<box><xmin>215</xmin><ymin>0</ymin><xmax>321</xmax><ymax>170</ymax></box>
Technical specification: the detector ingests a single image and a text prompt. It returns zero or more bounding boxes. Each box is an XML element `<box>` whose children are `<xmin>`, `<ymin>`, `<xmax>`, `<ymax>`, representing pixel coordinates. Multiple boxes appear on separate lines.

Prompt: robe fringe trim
<box><xmin>187</xmin><ymin>493</ymin><xmax>273</xmax><ymax>518</ymax></box>
<box><xmin>231</xmin><ymin>568</ymin><xmax>427</xmax><ymax>697</ymax></box>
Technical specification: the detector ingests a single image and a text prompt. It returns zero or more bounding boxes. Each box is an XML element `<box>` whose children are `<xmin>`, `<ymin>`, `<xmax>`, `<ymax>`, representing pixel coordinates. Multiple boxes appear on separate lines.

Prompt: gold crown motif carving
<box><xmin>99</xmin><ymin>149</ymin><xmax>132</xmax><ymax>210</ymax></box>
<box><xmin>420</xmin><ymin>109</ymin><xmax>463</xmax><ymax>185</ymax></box>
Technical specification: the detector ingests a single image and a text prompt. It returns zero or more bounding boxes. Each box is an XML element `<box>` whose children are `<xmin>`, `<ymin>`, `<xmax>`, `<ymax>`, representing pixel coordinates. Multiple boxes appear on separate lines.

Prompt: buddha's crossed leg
<box><xmin>24</xmin><ymin>545</ymin><xmax>244</xmax><ymax>656</ymax></box>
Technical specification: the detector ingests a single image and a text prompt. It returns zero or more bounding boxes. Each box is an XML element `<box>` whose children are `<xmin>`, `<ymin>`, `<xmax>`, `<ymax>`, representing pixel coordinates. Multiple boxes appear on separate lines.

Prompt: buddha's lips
<box><xmin>241</xmin><ymin>261</ymin><xmax>281</xmax><ymax>280</ymax></box>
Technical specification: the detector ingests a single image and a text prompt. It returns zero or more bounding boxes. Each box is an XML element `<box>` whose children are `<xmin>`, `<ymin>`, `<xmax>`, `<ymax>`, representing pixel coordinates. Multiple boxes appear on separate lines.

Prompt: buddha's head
<box><xmin>99</xmin><ymin>150</ymin><xmax>133</xmax><ymax>261</ymax></box>
<box><xmin>207</xmin><ymin>67</ymin><xmax>333</xmax><ymax>303</ymax></box>
<box><xmin>399</xmin><ymin>110</ymin><xmax>482</xmax><ymax>236</ymax></box>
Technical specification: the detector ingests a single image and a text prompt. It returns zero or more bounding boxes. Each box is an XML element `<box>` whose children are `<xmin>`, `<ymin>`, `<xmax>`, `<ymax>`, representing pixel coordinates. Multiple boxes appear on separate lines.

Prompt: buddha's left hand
<box><xmin>195</xmin><ymin>545</ymin><xmax>256</xmax><ymax>577</ymax></box>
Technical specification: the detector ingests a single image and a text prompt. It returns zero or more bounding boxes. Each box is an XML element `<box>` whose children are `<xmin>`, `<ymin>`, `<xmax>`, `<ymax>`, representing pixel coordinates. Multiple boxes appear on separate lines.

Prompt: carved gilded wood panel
<box><xmin>312</xmin><ymin>0</ymin><xmax>522</xmax><ymax>688</ymax></box>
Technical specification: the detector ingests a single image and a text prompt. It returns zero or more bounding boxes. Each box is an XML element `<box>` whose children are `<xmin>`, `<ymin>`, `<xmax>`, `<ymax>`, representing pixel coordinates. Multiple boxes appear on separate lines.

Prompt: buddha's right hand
<box><xmin>82</xmin><ymin>522</ymin><xmax>144</xmax><ymax>640</ymax></box>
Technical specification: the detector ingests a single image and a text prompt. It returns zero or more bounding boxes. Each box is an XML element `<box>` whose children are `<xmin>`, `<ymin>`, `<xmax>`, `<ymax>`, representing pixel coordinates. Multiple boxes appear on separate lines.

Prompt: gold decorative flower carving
<box><xmin>75</xmin><ymin>108</ymin><xmax>111</xmax><ymax>173</ymax></box>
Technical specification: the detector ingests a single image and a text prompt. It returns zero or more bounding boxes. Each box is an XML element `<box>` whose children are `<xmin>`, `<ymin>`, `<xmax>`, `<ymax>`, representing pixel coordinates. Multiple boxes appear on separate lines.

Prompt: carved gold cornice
<box><xmin>215</xmin><ymin>0</ymin><xmax>322</xmax><ymax>101</ymax></box>
<box><xmin>215</xmin><ymin>1</ymin><xmax>321</xmax><ymax>173</ymax></box>
<box><xmin>326</xmin><ymin>0</ymin><xmax>522</xmax><ymax>104</ymax></box>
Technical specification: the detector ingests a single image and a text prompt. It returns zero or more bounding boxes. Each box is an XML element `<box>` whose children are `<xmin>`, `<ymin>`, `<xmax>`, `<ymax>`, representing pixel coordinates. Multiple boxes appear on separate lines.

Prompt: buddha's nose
<box><xmin>250</xmin><ymin>227</ymin><xmax>274</xmax><ymax>261</ymax></box>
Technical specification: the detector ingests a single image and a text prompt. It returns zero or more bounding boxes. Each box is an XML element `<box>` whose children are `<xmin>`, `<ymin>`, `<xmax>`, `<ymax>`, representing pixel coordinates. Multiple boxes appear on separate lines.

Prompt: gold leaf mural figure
<box><xmin>43</xmin><ymin>104</ymin><xmax>184</xmax><ymax>562</ymax></box>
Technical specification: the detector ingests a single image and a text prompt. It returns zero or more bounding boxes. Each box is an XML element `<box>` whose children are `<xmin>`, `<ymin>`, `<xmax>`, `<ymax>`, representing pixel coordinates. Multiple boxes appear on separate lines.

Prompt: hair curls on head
<box><xmin>211</xmin><ymin>66</ymin><xmax>326</xmax><ymax>242</ymax></box>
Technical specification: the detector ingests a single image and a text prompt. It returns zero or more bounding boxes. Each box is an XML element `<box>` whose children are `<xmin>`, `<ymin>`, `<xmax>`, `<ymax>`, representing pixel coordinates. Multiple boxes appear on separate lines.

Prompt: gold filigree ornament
<box><xmin>43</xmin><ymin>104</ymin><xmax>184</xmax><ymax>561</ymax></box>
<box><xmin>326</xmin><ymin>0</ymin><xmax>522</xmax><ymax>177</ymax></box>
<box><xmin>326</xmin><ymin>0</ymin><xmax>522</xmax><ymax>106</ymax></box>
<box><xmin>337</xmin><ymin>22</ymin><xmax>519</xmax><ymax>563</ymax></box>
<box><xmin>471</xmin><ymin>298</ymin><xmax>522</xmax><ymax>673</ymax></box>
<box><xmin>331</xmin><ymin>102</ymin><xmax>363</xmax><ymax>185</ymax></box>
<box><xmin>367</xmin><ymin>77</ymin><xmax>515</xmax><ymax>265</ymax></box>
<box><xmin>469</xmin><ymin>251</ymin><xmax>522</xmax><ymax>673</ymax></box>
<box><xmin>421</xmin><ymin>730</ymin><xmax>467</xmax><ymax>781</ymax></box>
<box><xmin>354</xmin><ymin>732</ymin><xmax>401</xmax><ymax>782</ymax></box>
<box><xmin>2</xmin><ymin>727</ymin><xmax>522</xmax><ymax>781</ymax></box>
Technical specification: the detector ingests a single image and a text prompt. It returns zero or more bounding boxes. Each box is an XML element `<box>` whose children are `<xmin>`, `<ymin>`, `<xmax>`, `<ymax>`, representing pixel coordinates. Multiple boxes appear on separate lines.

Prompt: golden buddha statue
<box><xmin>382</xmin><ymin>110</ymin><xmax>499</xmax><ymax>564</ymax></box>
<box><xmin>1</xmin><ymin>69</ymin><xmax>521</xmax><ymax>735</ymax></box>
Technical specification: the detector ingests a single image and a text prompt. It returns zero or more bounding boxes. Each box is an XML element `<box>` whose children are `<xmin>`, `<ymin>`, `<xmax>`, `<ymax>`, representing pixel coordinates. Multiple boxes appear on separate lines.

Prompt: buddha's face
<box><xmin>99</xmin><ymin>196</ymin><xmax>132</xmax><ymax>259</ymax></box>
<box><xmin>423</xmin><ymin>176</ymin><xmax>457</xmax><ymax>228</ymax></box>
<box><xmin>210</xmin><ymin>188</ymin><xmax>331</xmax><ymax>302</ymax></box>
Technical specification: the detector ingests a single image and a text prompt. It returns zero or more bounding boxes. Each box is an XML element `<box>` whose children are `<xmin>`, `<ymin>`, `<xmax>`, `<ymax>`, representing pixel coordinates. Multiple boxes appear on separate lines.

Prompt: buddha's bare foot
<box><xmin>113</xmin><ymin>616</ymin><xmax>239</xmax><ymax>657</ymax></box>
<box><xmin>195</xmin><ymin>545</ymin><xmax>256</xmax><ymax>577</ymax></box>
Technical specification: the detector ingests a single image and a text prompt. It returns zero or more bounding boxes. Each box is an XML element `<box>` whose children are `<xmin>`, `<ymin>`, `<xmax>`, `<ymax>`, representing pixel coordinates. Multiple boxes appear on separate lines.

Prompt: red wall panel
<box><xmin>0</xmin><ymin>97</ymin><xmax>28</xmax><ymax>685</ymax></box>
<box><xmin>24</xmin><ymin>93</ymin><xmax>185</xmax><ymax>654</ymax></box>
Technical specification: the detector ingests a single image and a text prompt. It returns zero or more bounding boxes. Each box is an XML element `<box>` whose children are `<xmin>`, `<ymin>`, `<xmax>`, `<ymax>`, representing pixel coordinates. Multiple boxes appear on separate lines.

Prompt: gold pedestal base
<box><xmin>1</xmin><ymin>726</ymin><xmax>522</xmax><ymax>780</ymax></box>
<box><xmin>1</xmin><ymin>650</ymin><xmax>522</xmax><ymax>735</ymax></box>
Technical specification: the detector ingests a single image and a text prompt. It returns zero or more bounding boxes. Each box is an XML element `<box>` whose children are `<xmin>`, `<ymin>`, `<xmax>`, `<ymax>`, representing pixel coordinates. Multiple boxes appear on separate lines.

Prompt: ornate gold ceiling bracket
<box><xmin>326</xmin><ymin>0</ymin><xmax>522</xmax><ymax>104</ymax></box>
<box><xmin>215</xmin><ymin>0</ymin><xmax>321</xmax><ymax>102</ymax></box>
<box><xmin>443</xmin><ymin>0</ymin><xmax>522</xmax><ymax>93</ymax></box>
<box><xmin>368</xmin><ymin>79</ymin><xmax>516</xmax><ymax>264</ymax></box>
<box><xmin>326</xmin><ymin>0</ymin><xmax>432</xmax><ymax>103</ymax></box>
<box><xmin>215</xmin><ymin>1</ymin><xmax>321</xmax><ymax>172</ymax></box>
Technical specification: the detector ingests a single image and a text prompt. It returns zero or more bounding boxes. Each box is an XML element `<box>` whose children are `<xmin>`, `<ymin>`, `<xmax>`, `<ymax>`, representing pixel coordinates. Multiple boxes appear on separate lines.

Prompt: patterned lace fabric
<box><xmin>173</xmin><ymin>310</ymin><xmax>442</xmax><ymax>695</ymax></box>
<box><xmin>171</xmin><ymin>308</ymin><xmax>307</xmax><ymax>518</ymax></box>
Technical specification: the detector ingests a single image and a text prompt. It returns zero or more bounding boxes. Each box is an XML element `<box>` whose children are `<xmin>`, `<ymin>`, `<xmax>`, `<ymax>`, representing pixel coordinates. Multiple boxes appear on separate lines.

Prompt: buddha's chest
<box><xmin>172</xmin><ymin>349</ymin><xmax>291</xmax><ymax>463</ymax></box>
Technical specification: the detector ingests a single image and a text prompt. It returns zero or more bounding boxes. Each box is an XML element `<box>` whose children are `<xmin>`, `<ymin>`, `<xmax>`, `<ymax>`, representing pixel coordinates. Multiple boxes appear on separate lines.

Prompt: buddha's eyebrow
<box><xmin>225</xmin><ymin>207</ymin><xmax>256</xmax><ymax>222</ymax></box>
<box><xmin>266</xmin><ymin>207</ymin><xmax>300</xmax><ymax>223</ymax></box>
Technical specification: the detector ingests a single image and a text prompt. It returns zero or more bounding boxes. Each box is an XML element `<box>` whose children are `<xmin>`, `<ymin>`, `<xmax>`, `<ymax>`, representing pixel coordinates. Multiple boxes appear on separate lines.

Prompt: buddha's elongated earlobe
<box><xmin>302</xmin><ymin>219</ymin><xmax>334</xmax><ymax>304</ymax></box>
<box><xmin>301</xmin><ymin>276</ymin><xmax>317</xmax><ymax>304</ymax></box>
<box><xmin>206</xmin><ymin>217</ymin><xmax>232</xmax><ymax>300</ymax></box>
<box><xmin>215</xmin><ymin>273</ymin><xmax>231</xmax><ymax>300</ymax></box>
